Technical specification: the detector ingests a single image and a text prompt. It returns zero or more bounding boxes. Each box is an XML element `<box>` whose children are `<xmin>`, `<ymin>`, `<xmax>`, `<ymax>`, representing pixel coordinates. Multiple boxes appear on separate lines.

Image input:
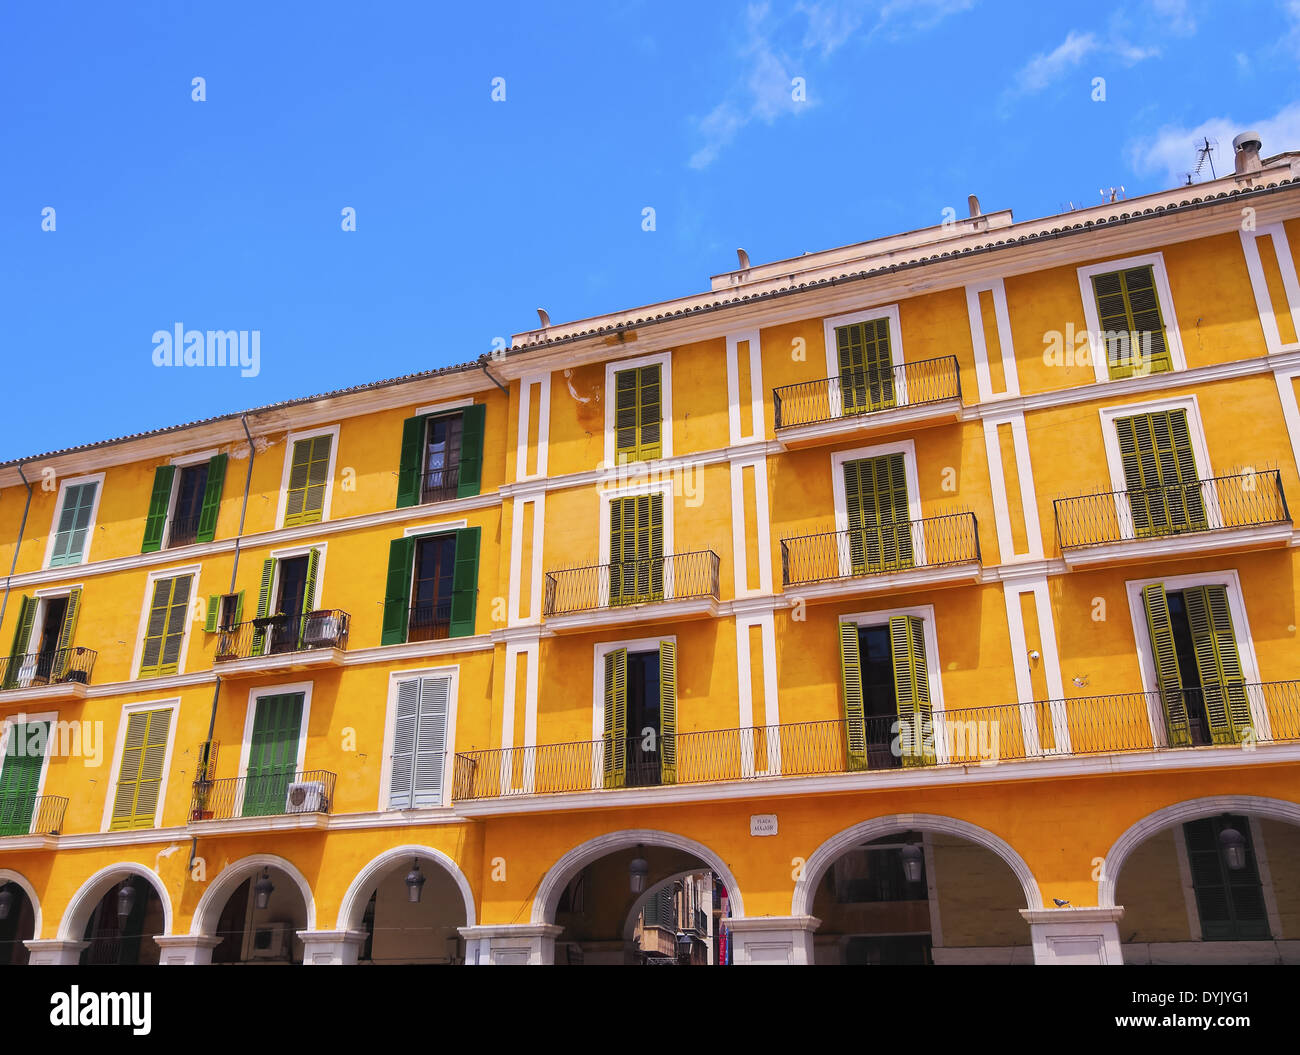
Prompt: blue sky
<box><xmin>3</xmin><ymin>0</ymin><xmax>1298</xmax><ymax>460</ymax></box>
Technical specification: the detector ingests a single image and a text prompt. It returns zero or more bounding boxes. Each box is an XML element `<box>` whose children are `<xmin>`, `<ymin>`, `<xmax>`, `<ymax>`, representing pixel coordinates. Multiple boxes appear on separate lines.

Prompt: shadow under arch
<box><xmin>57</xmin><ymin>862</ymin><xmax>174</xmax><ymax>942</ymax></box>
<box><xmin>0</xmin><ymin>868</ymin><xmax>42</xmax><ymax>940</ymax></box>
<box><xmin>190</xmin><ymin>853</ymin><xmax>316</xmax><ymax>936</ymax></box>
<box><xmin>335</xmin><ymin>844</ymin><xmax>477</xmax><ymax>931</ymax></box>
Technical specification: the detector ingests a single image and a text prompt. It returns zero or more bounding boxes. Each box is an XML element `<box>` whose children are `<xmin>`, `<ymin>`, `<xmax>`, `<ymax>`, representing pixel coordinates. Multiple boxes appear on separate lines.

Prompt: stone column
<box><xmin>458</xmin><ymin>923</ymin><xmax>564</xmax><ymax>964</ymax></box>
<box><xmin>24</xmin><ymin>940</ymin><xmax>89</xmax><ymax>965</ymax></box>
<box><xmin>297</xmin><ymin>929</ymin><xmax>368</xmax><ymax>965</ymax></box>
<box><xmin>1019</xmin><ymin>907</ymin><xmax>1125</xmax><ymax>964</ymax></box>
<box><xmin>725</xmin><ymin>915</ymin><xmax>821</xmax><ymax>964</ymax></box>
<box><xmin>154</xmin><ymin>935</ymin><xmax>224</xmax><ymax>964</ymax></box>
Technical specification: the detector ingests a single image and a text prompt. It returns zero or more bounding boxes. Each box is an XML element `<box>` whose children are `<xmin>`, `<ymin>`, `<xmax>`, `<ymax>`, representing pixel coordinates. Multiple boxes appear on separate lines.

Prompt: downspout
<box><xmin>478</xmin><ymin>355</ymin><xmax>508</xmax><ymax>393</ymax></box>
<box><xmin>189</xmin><ymin>414</ymin><xmax>257</xmax><ymax>872</ymax></box>
<box><xmin>0</xmin><ymin>463</ymin><xmax>35</xmax><ymax>638</ymax></box>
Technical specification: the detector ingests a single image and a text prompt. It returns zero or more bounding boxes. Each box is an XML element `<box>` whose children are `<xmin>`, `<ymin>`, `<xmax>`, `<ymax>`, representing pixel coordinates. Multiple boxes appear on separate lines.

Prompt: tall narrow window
<box><xmin>410</xmin><ymin>535</ymin><xmax>457</xmax><ymax>641</ymax></box>
<box><xmin>843</xmin><ymin>453</ymin><xmax>913</xmax><ymax>574</ymax></box>
<box><xmin>49</xmin><ymin>481</ymin><xmax>97</xmax><ymax>567</ymax></box>
<box><xmin>381</xmin><ymin>528</ymin><xmax>480</xmax><ymax>644</ymax></box>
<box><xmin>1114</xmin><ymin>410</ymin><xmax>1206</xmax><ymax>536</ymax></box>
<box><xmin>0</xmin><ymin>721</ymin><xmax>49</xmax><ymax>836</ymax></box>
<box><xmin>602</xmin><ymin>641</ymin><xmax>676</xmax><ymax>789</ymax></box>
<box><xmin>109</xmin><ymin>707</ymin><xmax>172</xmax><ymax>830</ymax></box>
<box><xmin>1183</xmin><ymin>815</ymin><xmax>1270</xmax><ymax>940</ymax></box>
<box><xmin>283</xmin><ymin>435</ymin><xmax>333</xmax><ymax>526</ymax></box>
<box><xmin>836</xmin><ymin>319</ymin><xmax>895</xmax><ymax>413</ymax></box>
<box><xmin>839</xmin><ymin>615</ymin><xmax>934</xmax><ymax>771</ymax></box>
<box><xmin>167</xmin><ymin>462</ymin><xmax>210</xmax><ymax>548</ymax></box>
<box><xmin>141</xmin><ymin>454</ymin><xmax>228</xmax><ymax>552</ymax></box>
<box><xmin>609</xmin><ymin>493</ymin><xmax>664</xmax><ymax>604</ymax></box>
<box><xmin>139</xmin><ymin>575</ymin><xmax>192</xmax><ymax>678</ymax></box>
<box><xmin>1091</xmin><ymin>265</ymin><xmax>1173</xmax><ymax>379</ymax></box>
<box><xmin>242</xmin><ymin>692</ymin><xmax>304</xmax><ymax>817</ymax></box>
<box><xmin>396</xmin><ymin>405</ymin><xmax>485</xmax><ymax>507</ymax></box>
<box><xmin>613</xmin><ymin>365</ymin><xmax>662</xmax><ymax>463</ymax></box>
<box><xmin>388</xmin><ymin>676</ymin><xmax>450</xmax><ymax>808</ymax></box>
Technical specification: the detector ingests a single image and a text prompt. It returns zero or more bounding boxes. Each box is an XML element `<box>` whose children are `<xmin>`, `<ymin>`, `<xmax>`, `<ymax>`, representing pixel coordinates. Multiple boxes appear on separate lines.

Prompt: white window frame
<box><xmin>604</xmin><ymin>351</ymin><xmax>673</xmax><ymax>467</ymax></box>
<box><xmin>100</xmin><ymin>699</ymin><xmax>179</xmax><ymax>831</ymax></box>
<box><xmin>591</xmin><ymin>635</ymin><xmax>677</xmax><ymax>789</ymax></box>
<box><xmin>830</xmin><ymin>439</ymin><xmax>927</xmax><ymax>572</ymax></box>
<box><xmin>237</xmin><ymin>680</ymin><xmax>314</xmax><ymax>795</ymax></box>
<box><xmin>378</xmin><ymin>665</ymin><xmax>459</xmax><ymax>811</ymax></box>
<box><xmin>599</xmin><ymin>478</ymin><xmax>677</xmax><ymax>598</ymax></box>
<box><xmin>838</xmin><ymin>602</ymin><xmax>948</xmax><ymax>761</ymax></box>
<box><xmin>274</xmin><ymin>423</ymin><xmax>341</xmax><ymax>529</ymax></box>
<box><xmin>822</xmin><ymin>303</ymin><xmax>907</xmax><ymax>415</ymax></box>
<box><xmin>160</xmin><ymin>448</ymin><xmax>219</xmax><ymax>549</ymax></box>
<box><xmin>1077</xmin><ymin>251</ymin><xmax>1188</xmax><ymax>384</ymax></box>
<box><xmin>14</xmin><ymin>586</ymin><xmax>83</xmax><ymax>688</ymax></box>
<box><xmin>130</xmin><ymin>565</ymin><xmax>201</xmax><ymax>679</ymax></box>
<box><xmin>1123</xmin><ymin>568</ymin><xmax>1268</xmax><ymax>745</ymax></box>
<box><xmin>265</xmin><ymin>541</ymin><xmax>329</xmax><ymax>612</ymax></box>
<box><xmin>0</xmin><ymin>709</ymin><xmax>58</xmax><ymax>813</ymax></box>
<box><xmin>43</xmin><ymin>473</ymin><xmax>105</xmax><ymax>570</ymax></box>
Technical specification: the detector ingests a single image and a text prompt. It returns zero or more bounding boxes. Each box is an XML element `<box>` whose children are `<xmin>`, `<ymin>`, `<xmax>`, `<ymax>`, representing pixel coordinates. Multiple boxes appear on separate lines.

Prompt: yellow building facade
<box><xmin>3</xmin><ymin>133</ymin><xmax>1300</xmax><ymax>965</ymax></box>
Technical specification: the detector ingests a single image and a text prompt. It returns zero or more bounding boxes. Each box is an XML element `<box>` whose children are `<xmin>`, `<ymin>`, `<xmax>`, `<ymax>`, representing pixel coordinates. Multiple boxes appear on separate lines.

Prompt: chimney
<box><xmin>1233</xmin><ymin>130</ymin><xmax>1263</xmax><ymax>175</ymax></box>
<box><xmin>967</xmin><ymin>194</ymin><xmax>981</xmax><ymax>218</ymax></box>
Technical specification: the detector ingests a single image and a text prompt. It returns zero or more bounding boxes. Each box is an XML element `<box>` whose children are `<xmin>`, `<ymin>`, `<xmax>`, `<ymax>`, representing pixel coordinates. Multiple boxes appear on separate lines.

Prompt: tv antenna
<box><xmin>1194</xmin><ymin>137</ymin><xmax>1218</xmax><ymax>180</ymax></box>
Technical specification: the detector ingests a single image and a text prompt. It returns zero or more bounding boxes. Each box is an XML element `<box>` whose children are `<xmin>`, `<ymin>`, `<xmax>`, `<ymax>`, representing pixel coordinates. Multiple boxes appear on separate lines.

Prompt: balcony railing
<box><xmin>773</xmin><ymin>355</ymin><xmax>962</xmax><ymax>430</ymax></box>
<box><xmin>190</xmin><ymin>768</ymin><xmax>337</xmax><ymax>822</ymax></box>
<box><xmin>166</xmin><ymin>512</ymin><xmax>202</xmax><ymax>549</ymax></box>
<box><xmin>213</xmin><ymin>610</ymin><xmax>350</xmax><ymax>663</ymax></box>
<box><xmin>781</xmin><ymin>512</ymin><xmax>980</xmax><ymax>586</ymax></box>
<box><xmin>420</xmin><ymin>464</ymin><xmax>461</xmax><ymax>505</ymax></box>
<box><xmin>452</xmin><ymin>681</ymin><xmax>1300</xmax><ymax>801</ymax></box>
<box><xmin>408</xmin><ymin>601</ymin><xmax>451</xmax><ymax>642</ymax></box>
<box><xmin>0</xmin><ymin>647</ymin><xmax>96</xmax><ymax>691</ymax></box>
<box><xmin>1055</xmin><ymin>470</ymin><xmax>1291</xmax><ymax>550</ymax></box>
<box><xmin>543</xmin><ymin>551</ymin><xmax>721</xmax><ymax>617</ymax></box>
<box><xmin>0</xmin><ymin>794</ymin><xmax>68</xmax><ymax>836</ymax></box>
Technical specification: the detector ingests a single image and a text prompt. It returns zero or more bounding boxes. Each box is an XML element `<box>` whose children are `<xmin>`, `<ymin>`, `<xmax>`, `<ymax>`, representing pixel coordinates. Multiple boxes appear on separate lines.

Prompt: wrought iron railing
<box><xmin>452</xmin><ymin>681</ymin><xmax>1300</xmax><ymax>800</ymax></box>
<box><xmin>407</xmin><ymin>601</ymin><xmax>452</xmax><ymax>642</ymax></box>
<box><xmin>781</xmin><ymin>512</ymin><xmax>980</xmax><ymax>586</ymax></box>
<box><xmin>420</xmin><ymin>464</ymin><xmax>462</xmax><ymax>505</ymax></box>
<box><xmin>544</xmin><ymin>550</ymin><xmax>721</xmax><ymax>616</ymax></box>
<box><xmin>0</xmin><ymin>794</ymin><xmax>69</xmax><ymax>836</ymax></box>
<box><xmin>167</xmin><ymin>513</ymin><xmax>203</xmax><ymax>549</ymax></box>
<box><xmin>0</xmin><ymin>647</ymin><xmax>96</xmax><ymax>691</ymax></box>
<box><xmin>213</xmin><ymin>610</ymin><xmax>349</xmax><ymax>662</ymax></box>
<box><xmin>773</xmin><ymin>355</ymin><xmax>961</xmax><ymax>430</ymax></box>
<box><xmin>190</xmin><ymin>768</ymin><xmax>337</xmax><ymax>821</ymax></box>
<box><xmin>1055</xmin><ymin>470</ymin><xmax>1290</xmax><ymax>550</ymax></box>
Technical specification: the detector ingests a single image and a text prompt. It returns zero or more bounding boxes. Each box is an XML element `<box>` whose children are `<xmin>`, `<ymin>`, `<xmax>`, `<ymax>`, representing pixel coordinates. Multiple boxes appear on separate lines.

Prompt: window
<box><xmin>396</xmin><ymin>404</ymin><xmax>485</xmax><ymax>507</ymax></box>
<box><xmin>381</xmin><ymin>527</ymin><xmax>480</xmax><ymax>644</ymax></box>
<box><xmin>282</xmin><ymin>434</ymin><xmax>333</xmax><ymax>527</ymax></box>
<box><xmin>610</xmin><ymin>494</ymin><xmax>664</xmax><ymax>604</ymax></box>
<box><xmin>1142</xmin><ymin>583</ymin><xmax>1252</xmax><ymax>746</ymax></box>
<box><xmin>1184</xmin><ymin>815</ymin><xmax>1270</xmax><ymax>940</ymax></box>
<box><xmin>1090</xmin><ymin>265</ymin><xmax>1173</xmax><ymax>379</ymax></box>
<box><xmin>242</xmin><ymin>692</ymin><xmax>304</xmax><ymax>817</ymax></box>
<box><xmin>613</xmin><ymin>364</ymin><xmax>662</xmax><ymax>463</ymax></box>
<box><xmin>247</xmin><ymin>549</ymin><xmax>321</xmax><ymax>656</ymax></box>
<box><xmin>1114</xmin><ymin>410</ymin><xmax>1205</xmax><ymax>535</ymax></box>
<box><xmin>138</xmin><ymin>575</ymin><xmax>192</xmax><ymax>678</ymax></box>
<box><xmin>0</xmin><ymin>719</ymin><xmax>50</xmax><ymax>836</ymax></box>
<box><xmin>839</xmin><ymin>616</ymin><xmax>934</xmax><ymax>770</ymax></box>
<box><xmin>142</xmin><ymin>454</ymin><xmax>227</xmax><ymax>551</ymax></box>
<box><xmin>109</xmin><ymin>706</ymin><xmax>173</xmax><ymax>830</ymax></box>
<box><xmin>601</xmin><ymin>640</ymin><xmax>676</xmax><ymax>788</ymax></box>
<box><xmin>835</xmin><ymin>318</ymin><xmax>896</xmax><ymax>412</ymax></box>
<box><xmin>204</xmin><ymin>591</ymin><xmax>245</xmax><ymax>633</ymax></box>
<box><xmin>48</xmin><ymin>479</ymin><xmax>99</xmax><ymax>567</ymax></box>
<box><xmin>843</xmin><ymin>453</ymin><xmax>913</xmax><ymax>573</ymax></box>
<box><xmin>4</xmin><ymin>589</ymin><xmax>83</xmax><ymax>688</ymax></box>
<box><xmin>388</xmin><ymin>675</ymin><xmax>450</xmax><ymax>808</ymax></box>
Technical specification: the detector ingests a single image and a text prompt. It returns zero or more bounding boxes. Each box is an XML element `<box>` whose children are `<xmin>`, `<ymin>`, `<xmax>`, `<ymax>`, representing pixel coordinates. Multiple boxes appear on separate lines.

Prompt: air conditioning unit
<box><xmin>302</xmin><ymin>612</ymin><xmax>341</xmax><ymax>648</ymax></box>
<box><xmin>285</xmin><ymin>780</ymin><xmax>329</xmax><ymax>814</ymax></box>
<box><xmin>250</xmin><ymin>921</ymin><xmax>289</xmax><ymax>960</ymax></box>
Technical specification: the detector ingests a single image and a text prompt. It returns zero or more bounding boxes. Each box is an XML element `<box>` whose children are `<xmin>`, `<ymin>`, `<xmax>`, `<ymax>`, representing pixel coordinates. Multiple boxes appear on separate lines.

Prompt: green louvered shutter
<box><xmin>457</xmin><ymin>403</ymin><xmax>486</xmax><ymax>498</ymax></box>
<box><xmin>659</xmin><ymin>640</ymin><xmax>677</xmax><ymax>785</ymax></box>
<box><xmin>50</xmin><ymin>481</ymin><xmax>97</xmax><ymax>566</ymax></box>
<box><xmin>891</xmin><ymin>615</ymin><xmax>935</xmax><ymax>767</ymax></box>
<box><xmin>1091</xmin><ymin>266</ymin><xmax>1173</xmax><ymax>379</ymax></box>
<box><xmin>242</xmin><ymin>693</ymin><xmax>303</xmax><ymax>817</ymax></box>
<box><xmin>448</xmin><ymin>527</ymin><xmax>480</xmax><ymax>638</ymax></box>
<box><xmin>388</xmin><ymin>678</ymin><xmax>419</xmax><ymax>808</ymax></box>
<box><xmin>838</xmin><ymin>622</ymin><xmax>869</xmax><ymax>771</ymax></box>
<box><xmin>194</xmin><ymin>454</ymin><xmax>227</xmax><ymax>543</ymax></box>
<box><xmin>1115</xmin><ymin>410</ymin><xmax>1206</xmax><ymax>537</ymax></box>
<box><xmin>283</xmin><ymin>435</ymin><xmax>332</xmax><ymax>526</ymax></box>
<box><xmin>1183</xmin><ymin>585</ymin><xmax>1252</xmax><ymax>745</ymax></box>
<box><xmin>205</xmin><ymin>595</ymin><xmax>220</xmax><ymax>633</ymax></box>
<box><xmin>1142</xmin><ymin>583</ymin><xmax>1192</xmax><ymax>747</ymax></box>
<box><xmin>52</xmin><ymin>587</ymin><xmax>81</xmax><ymax>679</ymax></box>
<box><xmin>109</xmin><ymin>707</ymin><xmax>172</xmax><ymax>830</ymax></box>
<box><xmin>249</xmin><ymin>558</ymin><xmax>277</xmax><ymax>657</ymax></box>
<box><xmin>844</xmin><ymin>454</ymin><xmax>913</xmax><ymax>574</ymax></box>
<box><xmin>298</xmin><ymin>547</ymin><xmax>321</xmax><ymax>647</ymax></box>
<box><xmin>610</xmin><ymin>496</ymin><xmax>632</xmax><ymax>604</ymax></box>
<box><xmin>603</xmin><ymin>648</ymin><xmax>627</xmax><ymax>788</ymax></box>
<box><xmin>610</xmin><ymin>495</ymin><xmax>664</xmax><ymax>604</ymax></box>
<box><xmin>0</xmin><ymin>721</ymin><xmax>49</xmax><ymax>836</ymax></box>
<box><xmin>1184</xmin><ymin>816</ymin><xmax>1270</xmax><ymax>940</ymax></box>
<box><xmin>4</xmin><ymin>595</ymin><xmax>37</xmax><ymax>689</ymax></box>
<box><xmin>141</xmin><ymin>467</ymin><xmax>175</xmax><ymax>553</ymax></box>
<box><xmin>139</xmin><ymin>576</ymin><xmax>191</xmax><ymax>677</ymax></box>
<box><xmin>396</xmin><ymin>416</ymin><xmax>427</xmax><ymax>508</ymax></box>
<box><xmin>836</xmin><ymin>319</ymin><xmax>895</xmax><ymax>413</ymax></box>
<box><xmin>381</xmin><ymin>538</ymin><xmax>415</xmax><ymax>645</ymax></box>
<box><xmin>614</xmin><ymin>366</ymin><xmax>662</xmax><ymax>463</ymax></box>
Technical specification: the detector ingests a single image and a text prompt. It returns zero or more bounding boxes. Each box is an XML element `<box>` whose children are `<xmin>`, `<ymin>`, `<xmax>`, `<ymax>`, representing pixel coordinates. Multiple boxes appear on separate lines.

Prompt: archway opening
<box><xmin>0</xmin><ymin>882</ymin><xmax>35</xmax><ymax>965</ymax></box>
<box><xmin>1115</xmin><ymin>810</ymin><xmax>1300</xmax><ymax>964</ymax></box>
<box><xmin>349</xmin><ymin>854</ymin><xmax>469</xmax><ymax>965</ymax></box>
<box><xmin>79</xmin><ymin>875</ymin><xmax>165</xmax><ymax>965</ymax></box>
<box><xmin>209</xmin><ymin>865</ymin><xmax>310</xmax><ymax>964</ymax></box>
<box><xmin>809</xmin><ymin>830</ymin><xmax>1032</xmax><ymax>965</ymax></box>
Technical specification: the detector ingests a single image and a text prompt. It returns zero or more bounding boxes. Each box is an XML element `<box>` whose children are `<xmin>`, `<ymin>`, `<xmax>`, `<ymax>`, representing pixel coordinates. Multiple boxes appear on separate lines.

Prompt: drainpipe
<box><xmin>189</xmin><ymin>414</ymin><xmax>257</xmax><ymax>872</ymax></box>
<box><xmin>478</xmin><ymin>355</ymin><xmax>508</xmax><ymax>393</ymax></box>
<box><xmin>0</xmin><ymin>463</ymin><xmax>35</xmax><ymax>639</ymax></box>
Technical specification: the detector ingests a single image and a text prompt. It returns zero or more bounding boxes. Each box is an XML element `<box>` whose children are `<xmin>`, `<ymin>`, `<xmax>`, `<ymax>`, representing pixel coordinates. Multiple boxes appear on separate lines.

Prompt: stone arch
<box><xmin>791</xmin><ymin>813</ymin><xmax>1043</xmax><ymax>916</ymax></box>
<box><xmin>0</xmin><ymin>869</ymin><xmax>42</xmax><ymax>940</ymax></box>
<box><xmin>1099</xmin><ymin>794</ymin><xmax>1300</xmax><ymax>908</ymax></box>
<box><xmin>533</xmin><ymin>829</ymin><xmax>745</xmax><ymax>924</ymax></box>
<box><xmin>57</xmin><ymin>862</ymin><xmax>173</xmax><ymax>941</ymax></box>
<box><xmin>336</xmin><ymin>844</ymin><xmax>476</xmax><ymax>931</ymax></box>
<box><xmin>191</xmin><ymin>853</ymin><xmax>316</xmax><ymax>935</ymax></box>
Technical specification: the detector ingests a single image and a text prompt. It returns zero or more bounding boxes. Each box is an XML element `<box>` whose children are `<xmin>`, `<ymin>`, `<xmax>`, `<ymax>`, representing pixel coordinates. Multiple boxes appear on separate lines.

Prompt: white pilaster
<box><xmin>725</xmin><ymin>915</ymin><xmax>821</xmax><ymax>964</ymax></box>
<box><xmin>458</xmin><ymin>923</ymin><xmax>563</xmax><ymax>965</ymax></box>
<box><xmin>1020</xmin><ymin>907</ymin><xmax>1125</xmax><ymax>964</ymax></box>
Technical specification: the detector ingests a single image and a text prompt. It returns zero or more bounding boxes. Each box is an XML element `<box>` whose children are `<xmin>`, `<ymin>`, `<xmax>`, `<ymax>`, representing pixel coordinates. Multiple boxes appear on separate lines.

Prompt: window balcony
<box><xmin>772</xmin><ymin>355</ymin><xmax>964</xmax><ymax>449</ymax></box>
<box><xmin>780</xmin><ymin>512</ymin><xmax>981</xmax><ymax>602</ymax></box>
<box><xmin>188</xmin><ymin>769</ymin><xmax>337</xmax><ymax>832</ymax></box>
<box><xmin>542</xmin><ymin>551</ymin><xmax>721</xmax><ymax>632</ymax></box>
<box><xmin>212</xmin><ymin>610</ymin><xmax>350</xmax><ymax>677</ymax></box>
<box><xmin>0</xmin><ymin>794</ymin><xmax>68</xmax><ymax>848</ymax></box>
<box><xmin>1055</xmin><ymin>470</ymin><xmax>1292</xmax><ymax>568</ymax></box>
<box><xmin>0</xmin><ymin>647</ymin><xmax>96</xmax><ymax>701</ymax></box>
<box><xmin>450</xmin><ymin>681</ymin><xmax>1300</xmax><ymax>804</ymax></box>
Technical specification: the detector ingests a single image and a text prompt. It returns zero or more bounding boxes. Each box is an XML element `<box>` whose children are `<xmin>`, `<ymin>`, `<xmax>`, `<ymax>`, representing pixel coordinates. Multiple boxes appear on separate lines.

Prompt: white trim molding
<box><xmin>1239</xmin><ymin>223</ymin><xmax>1300</xmax><ymax>355</ymax></box>
<box><xmin>725</xmin><ymin>330</ymin><xmax>764</xmax><ymax>445</ymax></box>
<box><xmin>965</xmin><ymin>279</ymin><xmax>1020</xmax><ymax>401</ymax></box>
<box><xmin>515</xmin><ymin>373</ymin><xmax>552</xmax><ymax>481</ymax></box>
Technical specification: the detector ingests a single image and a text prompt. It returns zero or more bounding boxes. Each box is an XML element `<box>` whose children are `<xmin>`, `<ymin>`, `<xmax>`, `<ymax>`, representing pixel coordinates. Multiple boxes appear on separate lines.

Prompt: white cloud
<box><xmin>1013</xmin><ymin>31</ymin><xmax>1099</xmax><ymax>95</ymax></box>
<box><xmin>1126</xmin><ymin>101</ymin><xmax>1300</xmax><ymax>186</ymax></box>
<box><xmin>1148</xmin><ymin>0</ymin><xmax>1196</xmax><ymax>36</ymax></box>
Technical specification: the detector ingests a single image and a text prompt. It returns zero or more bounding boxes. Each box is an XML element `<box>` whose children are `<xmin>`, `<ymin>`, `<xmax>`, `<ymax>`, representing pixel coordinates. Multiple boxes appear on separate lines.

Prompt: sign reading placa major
<box><xmin>750</xmin><ymin>814</ymin><xmax>778</xmax><ymax>837</ymax></box>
